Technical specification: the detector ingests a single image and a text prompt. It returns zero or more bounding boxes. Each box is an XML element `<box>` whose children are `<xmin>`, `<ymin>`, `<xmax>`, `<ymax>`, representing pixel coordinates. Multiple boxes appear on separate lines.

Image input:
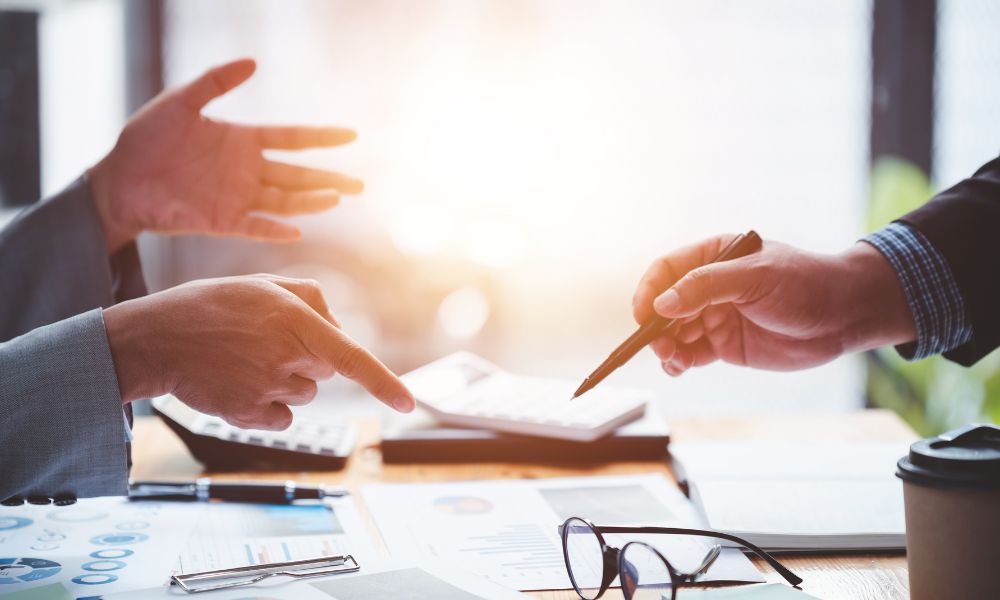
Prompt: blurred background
<box><xmin>1</xmin><ymin>0</ymin><xmax>998</xmax><ymax>432</ymax></box>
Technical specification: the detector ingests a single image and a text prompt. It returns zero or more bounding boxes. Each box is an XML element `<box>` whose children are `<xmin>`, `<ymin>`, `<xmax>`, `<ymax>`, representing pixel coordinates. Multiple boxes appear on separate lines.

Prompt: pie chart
<box><xmin>90</xmin><ymin>532</ymin><xmax>149</xmax><ymax>546</ymax></box>
<box><xmin>0</xmin><ymin>558</ymin><xmax>62</xmax><ymax>584</ymax></box>
<box><xmin>0</xmin><ymin>517</ymin><xmax>32</xmax><ymax>531</ymax></box>
<box><xmin>432</xmin><ymin>496</ymin><xmax>494</xmax><ymax>515</ymax></box>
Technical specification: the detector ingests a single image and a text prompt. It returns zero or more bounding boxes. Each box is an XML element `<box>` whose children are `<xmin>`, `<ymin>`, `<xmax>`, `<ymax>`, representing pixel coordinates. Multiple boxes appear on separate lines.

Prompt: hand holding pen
<box><xmin>626</xmin><ymin>230</ymin><xmax>916</xmax><ymax>378</ymax></box>
<box><xmin>574</xmin><ymin>231</ymin><xmax>762</xmax><ymax>397</ymax></box>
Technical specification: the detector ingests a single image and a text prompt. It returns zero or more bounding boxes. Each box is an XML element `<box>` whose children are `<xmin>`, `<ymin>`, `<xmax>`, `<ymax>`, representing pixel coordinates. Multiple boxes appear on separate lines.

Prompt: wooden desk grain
<box><xmin>131</xmin><ymin>410</ymin><xmax>914</xmax><ymax>600</ymax></box>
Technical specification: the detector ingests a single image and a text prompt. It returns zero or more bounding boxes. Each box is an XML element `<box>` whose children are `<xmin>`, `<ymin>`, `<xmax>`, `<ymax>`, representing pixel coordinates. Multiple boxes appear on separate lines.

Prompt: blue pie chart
<box><xmin>82</xmin><ymin>560</ymin><xmax>126</xmax><ymax>572</ymax></box>
<box><xmin>0</xmin><ymin>557</ymin><xmax>62</xmax><ymax>584</ymax></box>
<box><xmin>91</xmin><ymin>549</ymin><xmax>133</xmax><ymax>559</ymax></box>
<box><xmin>0</xmin><ymin>517</ymin><xmax>32</xmax><ymax>531</ymax></box>
<box><xmin>72</xmin><ymin>573</ymin><xmax>118</xmax><ymax>585</ymax></box>
<box><xmin>90</xmin><ymin>532</ymin><xmax>149</xmax><ymax>546</ymax></box>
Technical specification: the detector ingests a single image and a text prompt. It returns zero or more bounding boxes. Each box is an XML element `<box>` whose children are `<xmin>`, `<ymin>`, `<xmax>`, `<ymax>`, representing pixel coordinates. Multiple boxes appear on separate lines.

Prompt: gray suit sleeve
<box><xmin>0</xmin><ymin>176</ymin><xmax>146</xmax><ymax>500</ymax></box>
<box><xmin>0</xmin><ymin>309</ymin><xmax>128</xmax><ymax>500</ymax></box>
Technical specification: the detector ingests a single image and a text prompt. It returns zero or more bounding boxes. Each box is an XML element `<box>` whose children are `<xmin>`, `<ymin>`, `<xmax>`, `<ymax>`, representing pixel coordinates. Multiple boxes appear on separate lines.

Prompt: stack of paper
<box><xmin>669</xmin><ymin>442</ymin><xmax>909</xmax><ymax>551</ymax></box>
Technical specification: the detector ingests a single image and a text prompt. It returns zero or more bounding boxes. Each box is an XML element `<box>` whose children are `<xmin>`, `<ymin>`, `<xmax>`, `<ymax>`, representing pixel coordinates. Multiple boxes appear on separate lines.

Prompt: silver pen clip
<box><xmin>171</xmin><ymin>554</ymin><xmax>360</xmax><ymax>593</ymax></box>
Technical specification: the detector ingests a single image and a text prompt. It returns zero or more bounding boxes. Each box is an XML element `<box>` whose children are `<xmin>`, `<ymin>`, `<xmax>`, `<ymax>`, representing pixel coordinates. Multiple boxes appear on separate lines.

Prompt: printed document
<box><xmin>670</xmin><ymin>441</ymin><xmax>909</xmax><ymax>550</ymax></box>
<box><xmin>363</xmin><ymin>473</ymin><xmax>763</xmax><ymax>591</ymax></box>
<box><xmin>0</xmin><ymin>497</ymin><xmax>195</xmax><ymax>597</ymax></box>
<box><xmin>0</xmin><ymin>496</ymin><xmax>371</xmax><ymax>597</ymax></box>
<box><xmin>105</xmin><ymin>560</ymin><xmax>528</xmax><ymax>599</ymax></box>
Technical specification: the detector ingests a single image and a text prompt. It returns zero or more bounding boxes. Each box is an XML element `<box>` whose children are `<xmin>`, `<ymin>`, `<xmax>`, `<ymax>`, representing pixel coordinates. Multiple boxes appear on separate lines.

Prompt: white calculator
<box><xmin>401</xmin><ymin>352</ymin><xmax>651</xmax><ymax>442</ymax></box>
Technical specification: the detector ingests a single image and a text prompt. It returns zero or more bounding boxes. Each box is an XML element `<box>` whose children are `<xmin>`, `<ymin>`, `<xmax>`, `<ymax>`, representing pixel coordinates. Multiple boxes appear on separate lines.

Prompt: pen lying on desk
<box><xmin>128</xmin><ymin>479</ymin><xmax>349</xmax><ymax>503</ymax></box>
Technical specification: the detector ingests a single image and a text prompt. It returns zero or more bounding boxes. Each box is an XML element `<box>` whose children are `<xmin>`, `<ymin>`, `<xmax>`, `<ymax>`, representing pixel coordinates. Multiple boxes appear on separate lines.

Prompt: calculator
<box><xmin>152</xmin><ymin>395</ymin><xmax>357</xmax><ymax>470</ymax></box>
<box><xmin>401</xmin><ymin>352</ymin><xmax>651</xmax><ymax>442</ymax></box>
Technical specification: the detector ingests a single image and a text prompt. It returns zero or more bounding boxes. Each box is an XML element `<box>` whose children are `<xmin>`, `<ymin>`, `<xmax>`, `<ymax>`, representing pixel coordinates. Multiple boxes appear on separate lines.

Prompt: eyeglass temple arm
<box><xmin>591</xmin><ymin>525</ymin><xmax>803</xmax><ymax>587</ymax></box>
<box><xmin>691</xmin><ymin>545</ymin><xmax>722</xmax><ymax>579</ymax></box>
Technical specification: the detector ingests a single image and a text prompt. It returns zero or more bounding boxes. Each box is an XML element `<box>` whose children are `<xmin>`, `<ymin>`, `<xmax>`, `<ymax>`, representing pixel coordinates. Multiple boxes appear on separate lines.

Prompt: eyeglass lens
<box><xmin>563</xmin><ymin>518</ymin><xmax>605</xmax><ymax>599</ymax></box>
<box><xmin>620</xmin><ymin>542</ymin><xmax>675</xmax><ymax>600</ymax></box>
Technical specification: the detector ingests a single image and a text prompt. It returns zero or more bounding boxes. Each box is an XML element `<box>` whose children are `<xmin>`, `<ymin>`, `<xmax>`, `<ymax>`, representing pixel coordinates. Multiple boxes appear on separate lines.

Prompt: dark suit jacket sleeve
<box><xmin>0</xmin><ymin>175</ymin><xmax>147</xmax><ymax>501</ymax></box>
<box><xmin>899</xmin><ymin>155</ymin><xmax>1000</xmax><ymax>366</ymax></box>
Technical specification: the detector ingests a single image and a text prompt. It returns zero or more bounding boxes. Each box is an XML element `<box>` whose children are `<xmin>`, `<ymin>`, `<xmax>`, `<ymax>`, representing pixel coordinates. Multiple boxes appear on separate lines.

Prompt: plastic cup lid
<box><xmin>897</xmin><ymin>423</ymin><xmax>1000</xmax><ymax>490</ymax></box>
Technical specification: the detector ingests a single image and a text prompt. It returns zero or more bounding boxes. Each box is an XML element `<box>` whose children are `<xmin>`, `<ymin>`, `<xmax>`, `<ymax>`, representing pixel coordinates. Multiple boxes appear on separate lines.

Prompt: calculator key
<box><xmin>271</xmin><ymin>440</ymin><xmax>288</xmax><ymax>449</ymax></box>
<box><xmin>295</xmin><ymin>443</ymin><xmax>313</xmax><ymax>453</ymax></box>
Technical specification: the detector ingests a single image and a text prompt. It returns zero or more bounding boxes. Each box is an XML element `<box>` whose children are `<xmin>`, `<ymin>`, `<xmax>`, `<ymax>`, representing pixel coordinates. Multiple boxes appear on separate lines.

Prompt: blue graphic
<box><xmin>252</xmin><ymin>504</ymin><xmax>342</xmax><ymax>536</ymax></box>
<box><xmin>90</xmin><ymin>532</ymin><xmax>149</xmax><ymax>546</ymax></box>
<box><xmin>82</xmin><ymin>560</ymin><xmax>126</xmax><ymax>572</ymax></box>
<box><xmin>72</xmin><ymin>573</ymin><xmax>118</xmax><ymax>585</ymax></box>
<box><xmin>29</xmin><ymin>543</ymin><xmax>59</xmax><ymax>552</ymax></box>
<box><xmin>36</xmin><ymin>530</ymin><xmax>65</xmax><ymax>542</ymax></box>
<box><xmin>0</xmin><ymin>558</ymin><xmax>62</xmax><ymax>584</ymax></box>
<box><xmin>0</xmin><ymin>517</ymin><xmax>32</xmax><ymax>531</ymax></box>
<box><xmin>47</xmin><ymin>509</ymin><xmax>108</xmax><ymax>523</ymax></box>
<box><xmin>90</xmin><ymin>548</ymin><xmax>133</xmax><ymax>559</ymax></box>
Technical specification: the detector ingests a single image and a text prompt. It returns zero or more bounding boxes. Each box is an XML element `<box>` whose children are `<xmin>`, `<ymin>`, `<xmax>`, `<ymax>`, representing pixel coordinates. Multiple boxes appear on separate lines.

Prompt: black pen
<box><xmin>128</xmin><ymin>479</ymin><xmax>349</xmax><ymax>504</ymax></box>
<box><xmin>572</xmin><ymin>230</ymin><xmax>763</xmax><ymax>399</ymax></box>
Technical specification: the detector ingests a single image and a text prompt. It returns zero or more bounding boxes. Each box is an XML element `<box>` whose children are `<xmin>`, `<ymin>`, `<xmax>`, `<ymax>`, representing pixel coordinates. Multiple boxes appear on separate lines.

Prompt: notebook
<box><xmin>668</xmin><ymin>441</ymin><xmax>909</xmax><ymax>552</ymax></box>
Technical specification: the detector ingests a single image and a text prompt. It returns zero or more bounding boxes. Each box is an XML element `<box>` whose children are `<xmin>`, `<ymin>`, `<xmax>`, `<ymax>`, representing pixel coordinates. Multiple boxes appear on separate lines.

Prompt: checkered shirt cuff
<box><xmin>862</xmin><ymin>222</ymin><xmax>972</xmax><ymax>360</ymax></box>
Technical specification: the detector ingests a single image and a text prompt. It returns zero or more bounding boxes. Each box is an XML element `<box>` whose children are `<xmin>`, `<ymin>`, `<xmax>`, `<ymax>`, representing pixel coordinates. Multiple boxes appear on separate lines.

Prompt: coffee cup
<box><xmin>897</xmin><ymin>423</ymin><xmax>1000</xmax><ymax>600</ymax></box>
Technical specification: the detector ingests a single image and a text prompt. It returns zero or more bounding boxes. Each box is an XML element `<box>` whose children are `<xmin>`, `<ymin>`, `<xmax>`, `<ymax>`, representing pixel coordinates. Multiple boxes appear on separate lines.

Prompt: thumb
<box><xmin>653</xmin><ymin>260</ymin><xmax>756</xmax><ymax>318</ymax></box>
<box><xmin>178</xmin><ymin>58</ymin><xmax>256</xmax><ymax>110</ymax></box>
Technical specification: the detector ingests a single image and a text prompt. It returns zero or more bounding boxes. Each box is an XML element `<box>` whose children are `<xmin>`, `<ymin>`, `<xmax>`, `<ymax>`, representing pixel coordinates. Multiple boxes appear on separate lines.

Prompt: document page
<box><xmin>0</xmin><ymin>497</ymin><xmax>196</xmax><ymax>597</ymax></box>
<box><xmin>670</xmin><ymin>442</ymin><xmax>908</xmax><ymax>549</ymax></box>
<box><xmin>173</xmin><ymin>496</ymin><xmax>374</xmax><ymax>574</ymax></box>
<box><xmin>106</xmin><ymin>560</ymin><xmax>529</xmax><ymax>599</ymax></box>
<box><xmin>679</xmin><ymin>583</ymin><xmax>821</xmax><ymax>599</ymax></box>
<box><xmin>0</xmin><ymin>496</ymin><xmax>373</xmax><ymax>598</ymax></box>
<box><xmin>363</xmin><ymin>473</ymin><xmax>763</xmax><ymax>591</ymax></box>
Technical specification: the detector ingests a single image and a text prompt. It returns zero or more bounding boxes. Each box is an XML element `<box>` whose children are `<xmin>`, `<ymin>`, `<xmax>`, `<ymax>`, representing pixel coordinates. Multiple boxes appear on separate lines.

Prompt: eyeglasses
<box><xmin>559</xmin><ymin>517</ymin><xmax>803</xmax><ymax>600</ymax></box>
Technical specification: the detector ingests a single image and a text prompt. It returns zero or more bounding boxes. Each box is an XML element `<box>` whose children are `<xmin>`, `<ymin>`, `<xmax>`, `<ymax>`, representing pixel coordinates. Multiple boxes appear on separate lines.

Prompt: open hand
<box><xmin>88</xmin><ymin>58</ymin><xmax>362</xmax><ymax>252</ymax></box>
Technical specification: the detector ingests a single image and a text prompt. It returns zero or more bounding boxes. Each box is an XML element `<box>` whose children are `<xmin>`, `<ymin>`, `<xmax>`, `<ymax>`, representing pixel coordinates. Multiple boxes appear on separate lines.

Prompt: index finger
<box><xmin>300</xmin><ymin>319</ymin><xmax>414</xmax><ymax>412</ymax></box>
<box><xmin>255</xmin><ymin>126</ymin><xmax>357</xmax><ymax>149</ymax></box>
<box><xmin>263</xmin><ymin>276</ymin><xmax>342</xmax><ymax>328</ymax></box>
<box><xmin>632</xmin><ymin>234</ymin><xmax>737</xmax><ymax>324</ymax></box>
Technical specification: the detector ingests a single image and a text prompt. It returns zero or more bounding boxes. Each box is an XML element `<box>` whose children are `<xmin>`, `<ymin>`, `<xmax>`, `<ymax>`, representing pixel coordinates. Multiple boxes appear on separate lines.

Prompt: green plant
<box><xmin>865</xmin><ymin>157</ymin><xmax>1000</xmax><ymax>435</ymax></box>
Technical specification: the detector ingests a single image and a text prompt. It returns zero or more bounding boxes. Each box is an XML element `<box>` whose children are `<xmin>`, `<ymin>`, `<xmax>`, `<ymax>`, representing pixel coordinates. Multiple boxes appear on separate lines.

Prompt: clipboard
<box><xmin>171</xmin><ymin>554</ymin><xmax>360</xmax><ymax>593</ymax></box>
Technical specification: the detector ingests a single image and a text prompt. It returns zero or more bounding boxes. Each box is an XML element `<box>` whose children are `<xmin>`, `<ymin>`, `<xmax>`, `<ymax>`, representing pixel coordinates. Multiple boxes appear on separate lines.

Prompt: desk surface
<box><xmin>131</xmin><ymin>409</ymin><xmax>914</xmax><ymax>600</ymax></box>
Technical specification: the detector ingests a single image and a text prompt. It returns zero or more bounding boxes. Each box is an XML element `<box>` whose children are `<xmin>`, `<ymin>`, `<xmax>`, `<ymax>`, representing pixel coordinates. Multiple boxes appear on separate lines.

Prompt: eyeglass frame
<box><xmin>559</xmin><ymin>517</ymin><xmax>804</xmax><ymax>600</ymax></box>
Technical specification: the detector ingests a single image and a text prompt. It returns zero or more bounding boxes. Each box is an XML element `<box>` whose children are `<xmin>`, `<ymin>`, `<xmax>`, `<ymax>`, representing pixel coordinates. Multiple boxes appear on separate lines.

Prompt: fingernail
<box><xmin>393</xmin><ymin>395</ymin><xmax>414</xmax><ymax>413</ymax></box>
<box><xmin>654</xmin><ymin>290</ymin><xmax>680</xmax><ymax>315</ymax></box>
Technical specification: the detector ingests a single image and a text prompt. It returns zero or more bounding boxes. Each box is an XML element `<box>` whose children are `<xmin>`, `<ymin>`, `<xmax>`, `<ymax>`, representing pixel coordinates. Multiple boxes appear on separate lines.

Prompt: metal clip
<box><xmin>171</xmin><ymin>554</ymin><xmax>360</xmax><ymax>593</ymax></box>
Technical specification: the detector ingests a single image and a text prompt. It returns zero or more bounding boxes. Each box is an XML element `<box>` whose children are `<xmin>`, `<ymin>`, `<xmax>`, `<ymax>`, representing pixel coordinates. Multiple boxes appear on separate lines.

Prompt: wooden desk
<box><xmin>131</xmin><ymin>409</ymin><xmax>914</xmax><ymax>600</ymax></box>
